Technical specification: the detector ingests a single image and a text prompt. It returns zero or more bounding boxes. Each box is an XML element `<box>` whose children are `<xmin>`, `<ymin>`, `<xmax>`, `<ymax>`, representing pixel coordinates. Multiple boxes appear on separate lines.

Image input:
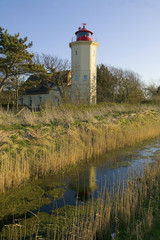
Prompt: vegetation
<box><xmin>0</xmin><ymin>141</ymin><xmax>160</xmax><ymax>239</ymax></box>
<box><xmin>17</xmin><ymin>53</ymin><xmax>71</xmax><ymax>100</ymax></box>
<box><xmin>0</xmin><ymin>90</ymin><xmax>15</xmax><ymax>110</ymax></box>
<box><xmin>0</xmin><ymin>26</ymin><xmax>46</xmax><ymax>92</ymax></box>
<box><xmin>97</xmin><ymin>64</ymin><xmax>145</xmax><ymax>103</ymax></box>
<box><xmin>144</xmin><ymin>83</ymin><xmax>160</xmax><ymax>105</ymax></box>
<box><xmin>0</xmin><ymin>26</ymin><xmax>46</xmax><ymax>111</ymax></box>
<box><xmin>97</xmin><ymin>64</ymin><xmax>118</xmax><ymax>102</ymax></box>
<box><xmin>0</xmin><ymin>103</ymin><xmax>160</xmax><ymax>193</ymax></box>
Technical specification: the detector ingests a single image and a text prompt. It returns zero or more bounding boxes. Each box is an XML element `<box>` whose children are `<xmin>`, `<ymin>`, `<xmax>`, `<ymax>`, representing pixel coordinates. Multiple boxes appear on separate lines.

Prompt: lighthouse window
<box><xmin>84</xmin><ymin>75</ymin><xmax>87</xmax><ymax>80</ymax></box>
<box><xmin>92</xmin><ymin>75</ymin><xmax>95</xmax><ymax>80</ymax></box>
<box><xmin>77</xmin><ymin>32</ymin><xmax>91</xmax><ymax>37</ymax></box>
<box><xmin>75</xmin><ymin>50</ymin><xmax>77</xmax><ymax>55</ymax></box>
<box><xmin>92</xmin><ymin>50</ymin><xmax>95</xmax><ymax>56</ymax></box>
<box><xmin>75</xmin><ymin>75</ymin><xmax>78</xmax><ymax>80</ymax></box>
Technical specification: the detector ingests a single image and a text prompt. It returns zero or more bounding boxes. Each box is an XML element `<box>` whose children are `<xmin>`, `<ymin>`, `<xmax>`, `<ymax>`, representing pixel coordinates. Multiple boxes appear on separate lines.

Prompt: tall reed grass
<box><xmin>63</xmin><ymin>156</ymin><xmax>160</xmax><ymax>240</ymax></box>
<box><xmin>1</xmin><ymin>150</ymin><xmax>160</xmax><ymax>239</ymax></box>
<box><xmin>0</xmin><ymin>103</ymin><xmax>160</xmax><ymax>192</ymax></box>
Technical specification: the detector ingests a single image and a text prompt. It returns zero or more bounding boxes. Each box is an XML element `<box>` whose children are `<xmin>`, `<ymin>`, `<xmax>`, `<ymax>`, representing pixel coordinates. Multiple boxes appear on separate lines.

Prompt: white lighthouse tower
<box><xmin>69</xmin><ymin>24</ymin><xmax>99</xmax><ymax>104</ymax></box>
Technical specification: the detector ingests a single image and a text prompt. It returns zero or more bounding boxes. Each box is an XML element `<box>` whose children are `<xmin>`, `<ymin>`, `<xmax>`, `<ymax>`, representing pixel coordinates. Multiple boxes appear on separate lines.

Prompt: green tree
<box><xmin>0</xmin><ymin>27</ymin><xmax>45</xmax><ymax>94</ymax></box>
<box><xmin>97</xmin><ymin>64</ymin><xmax>144</xmax><ymax>104</ymax></box>
<box><xmin>97</xmin><ymin>64</ymin><xmax>118</xmax><ymax>102</ymax></box>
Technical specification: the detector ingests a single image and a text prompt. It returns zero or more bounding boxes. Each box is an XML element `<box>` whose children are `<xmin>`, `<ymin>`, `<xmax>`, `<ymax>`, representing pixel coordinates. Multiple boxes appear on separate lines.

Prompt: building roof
<box><xmin>75</xmin><ymin>24</ymin><xmax>93</xmax><ymax>35</ymax></box>
<box><xmin>21</xmin><ymin>70</ymin><xmax>71</xmax><ymax>95</ymax></box>
<box><xmin>25</xmin><ymin>86</ymin><xmax>50</xmax><ymax>95</ymax></box>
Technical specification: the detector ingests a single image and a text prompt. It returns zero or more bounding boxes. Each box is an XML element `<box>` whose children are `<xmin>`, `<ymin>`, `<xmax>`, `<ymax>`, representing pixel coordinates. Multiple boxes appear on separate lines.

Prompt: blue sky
<box><xmin>0</xmin><ymin>0</ymin><xmax>160</xmax><ymax>85</ymax></box>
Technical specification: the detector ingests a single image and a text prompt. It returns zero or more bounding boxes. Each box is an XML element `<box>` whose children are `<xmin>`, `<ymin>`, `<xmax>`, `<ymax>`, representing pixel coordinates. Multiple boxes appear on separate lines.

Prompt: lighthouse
<box><xmin>69</xmin><ymin>24</ymin><xmax>99</xmax><ymax>104</ymax></box>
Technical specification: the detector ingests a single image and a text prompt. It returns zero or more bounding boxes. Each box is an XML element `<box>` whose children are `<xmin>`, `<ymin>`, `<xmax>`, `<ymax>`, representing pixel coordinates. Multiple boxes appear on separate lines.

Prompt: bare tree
<box><xmin>97</xmin><ymin>64</ymin><xmax>144</xmax><ymax>104</ymax></box>
<box><xmin>143</xmin><ymin>83</ymin><xmax>158</xmax><ymax>100</ymax></box>
<box><xmin>143</xmin><ymin>83</ymin><xmax>160</xmax><ymax>104</ymax></box>
<box><xmin>109</xmin><ymin>67</ymin><xmax>145</xmax><ymax>103</ymax></box>
<box><xmin>33</xmin><ymin>53</ymin><xmax>71</xmax><ymax>102</ymax></box>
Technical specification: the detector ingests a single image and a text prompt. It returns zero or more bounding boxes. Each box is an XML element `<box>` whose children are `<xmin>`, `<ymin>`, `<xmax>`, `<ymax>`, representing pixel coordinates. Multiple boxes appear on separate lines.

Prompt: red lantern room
<box><xmin>75</xmin><ymin>23</ymin><xmax>93</xmax><ymax>41</ymax></box>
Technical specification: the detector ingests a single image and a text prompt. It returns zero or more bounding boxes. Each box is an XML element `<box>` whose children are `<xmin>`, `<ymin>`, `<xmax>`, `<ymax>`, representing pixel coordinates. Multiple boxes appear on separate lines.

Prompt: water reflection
<box><xmin>37</xmin><ymin>138</ymin><xmax>160</xmax><ymax>212</ymax></box>
<box><xmin>69</xmin><ymin>166</ymin><xmax>97</xmax><ymax>201</ymax></box>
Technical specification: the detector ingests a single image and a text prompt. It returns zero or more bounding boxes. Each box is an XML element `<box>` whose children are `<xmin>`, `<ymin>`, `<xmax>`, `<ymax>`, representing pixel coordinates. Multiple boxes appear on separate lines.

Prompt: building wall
<box><xmin>18</xmin><ymin>88</ymin><xmax>62</xmax><ymax>110</ymax></box>
<box><xmin>69</xmin><ymin>41</ymin><xmax>99</xmax><ymax>104</ymax></box>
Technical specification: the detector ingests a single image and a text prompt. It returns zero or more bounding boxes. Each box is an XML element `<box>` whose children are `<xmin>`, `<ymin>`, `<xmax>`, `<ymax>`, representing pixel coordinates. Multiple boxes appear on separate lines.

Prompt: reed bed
<box><xmin>60</xmin><ymin>154</ymin><xmax>160</xmax><ymax>240</ymax></box>
<box><xmin>1</xmin><ymin>149</ymin><xmax>160</xmax><ymax>239</ymax></box>
<box><xmin>0</xmin><ymin>103</ymin><xmax>160</xmax><ymax>192</ymax></box>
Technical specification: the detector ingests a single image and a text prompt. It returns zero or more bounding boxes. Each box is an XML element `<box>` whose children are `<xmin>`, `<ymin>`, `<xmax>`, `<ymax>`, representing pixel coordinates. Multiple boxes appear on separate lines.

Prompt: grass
<box><xmin>0</xmin><ymin>103</ymin><xmax>160</xmax><ymax>192</ymax></box>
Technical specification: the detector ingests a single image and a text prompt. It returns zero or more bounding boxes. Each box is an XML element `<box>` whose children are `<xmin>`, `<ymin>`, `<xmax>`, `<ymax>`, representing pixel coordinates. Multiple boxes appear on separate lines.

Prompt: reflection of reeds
<box><xmin>0</xmin><ymin>104</ymin><xmax>160</xmax><ymax>192</ymax></box>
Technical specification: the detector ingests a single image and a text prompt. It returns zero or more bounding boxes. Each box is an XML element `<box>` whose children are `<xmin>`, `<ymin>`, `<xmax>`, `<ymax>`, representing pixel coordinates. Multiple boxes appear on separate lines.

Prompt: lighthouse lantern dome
<box><xmin>75</xmin><ymin>23</ymin><xmax>93</xmax><ymax>41</ymax></box>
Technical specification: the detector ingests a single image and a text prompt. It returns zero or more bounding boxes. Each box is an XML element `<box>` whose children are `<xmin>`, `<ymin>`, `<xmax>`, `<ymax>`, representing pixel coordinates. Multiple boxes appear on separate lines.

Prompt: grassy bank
<box><xmin>0</xmin><ymin>103</ymin><xmax>160</xmax><ymax>192</ymax></box>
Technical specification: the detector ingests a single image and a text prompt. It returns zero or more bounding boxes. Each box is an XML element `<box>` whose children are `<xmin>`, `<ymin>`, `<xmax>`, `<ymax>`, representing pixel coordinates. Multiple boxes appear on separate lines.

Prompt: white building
<box><xmin>19</xmin><ymin>24</ymin><xmax>99</xmax><ymax>109</ymax></box>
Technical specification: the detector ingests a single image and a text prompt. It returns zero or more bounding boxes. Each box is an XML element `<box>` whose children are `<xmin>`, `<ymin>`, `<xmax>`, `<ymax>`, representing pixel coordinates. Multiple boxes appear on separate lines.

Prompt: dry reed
<box><xmin>57</xmin><ymin>154</ymin><xmax>160</xmax><ymax>240</ymax></box>
<box><xmin>2</xmin><ymin>153</ymin><xmax>160</xmax><ymax>240</ymax></box>
<box><xmin>0</xmin><ymin>103</ymin><xmax>160</xmax><ymax>192</ymax></box>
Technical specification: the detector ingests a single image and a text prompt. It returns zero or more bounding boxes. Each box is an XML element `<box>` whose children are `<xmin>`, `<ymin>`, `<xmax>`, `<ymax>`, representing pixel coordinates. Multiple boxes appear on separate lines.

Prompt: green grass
<box><xmin>144</xmin><ymin>224</ymin><xmax>160</xmax><ymax>240</ymax></box>
<box><xmin>0</xmin><ymin>124</ymin><xmax>27</xmax><ymax>131</ymax></box>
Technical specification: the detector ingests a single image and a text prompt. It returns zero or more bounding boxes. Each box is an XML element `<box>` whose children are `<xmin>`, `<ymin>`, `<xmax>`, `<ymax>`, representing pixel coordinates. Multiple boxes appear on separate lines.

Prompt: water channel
<box><xmin>0</xmin><ymin>137</ymin><xmax>160</xmax><ymax>235</ymax></box>
<box><xmin>38</xmin><ymin>137</ymin><xmax>160</xmax><ymax>213</ymax></box>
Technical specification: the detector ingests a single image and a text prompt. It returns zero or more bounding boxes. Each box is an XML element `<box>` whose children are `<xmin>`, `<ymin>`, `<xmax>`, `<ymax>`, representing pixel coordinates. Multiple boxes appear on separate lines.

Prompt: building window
<box><xmin>92</xmin><ymin>96</ymin><xmax>96</xmax><ymax>104</ymax></box>
<box><xmin>75</xmin><ymin>50</ymin><xmax>77</xmax><ymax>55</ymax></box>
<box><xmin>92</xmin><ymin>75</ymin><xmax>95</xmax><ymax>80</ymax></box>
<box><xmin>21</xmin><ymin>97</ymin><xmax>23</xmax><ymax>105</ymax></box>
<box><xmin>75</xmin><ymin>75</ymin><xmax>78</xmax><ymax>80</ymax></box>
<box><xmin>29</xmin><ymin>97</ymin><xmax>32</xmax><ymax>105</ymax></box>
<box><xmin>39</xmin><ymin>96</ymin><xmax>42</xmax><ymax>107</ymax></box>
<box><xmin>84</xmin><ymin>75</ymin><xmax>87</xmax><ymax>80</ymax></box>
